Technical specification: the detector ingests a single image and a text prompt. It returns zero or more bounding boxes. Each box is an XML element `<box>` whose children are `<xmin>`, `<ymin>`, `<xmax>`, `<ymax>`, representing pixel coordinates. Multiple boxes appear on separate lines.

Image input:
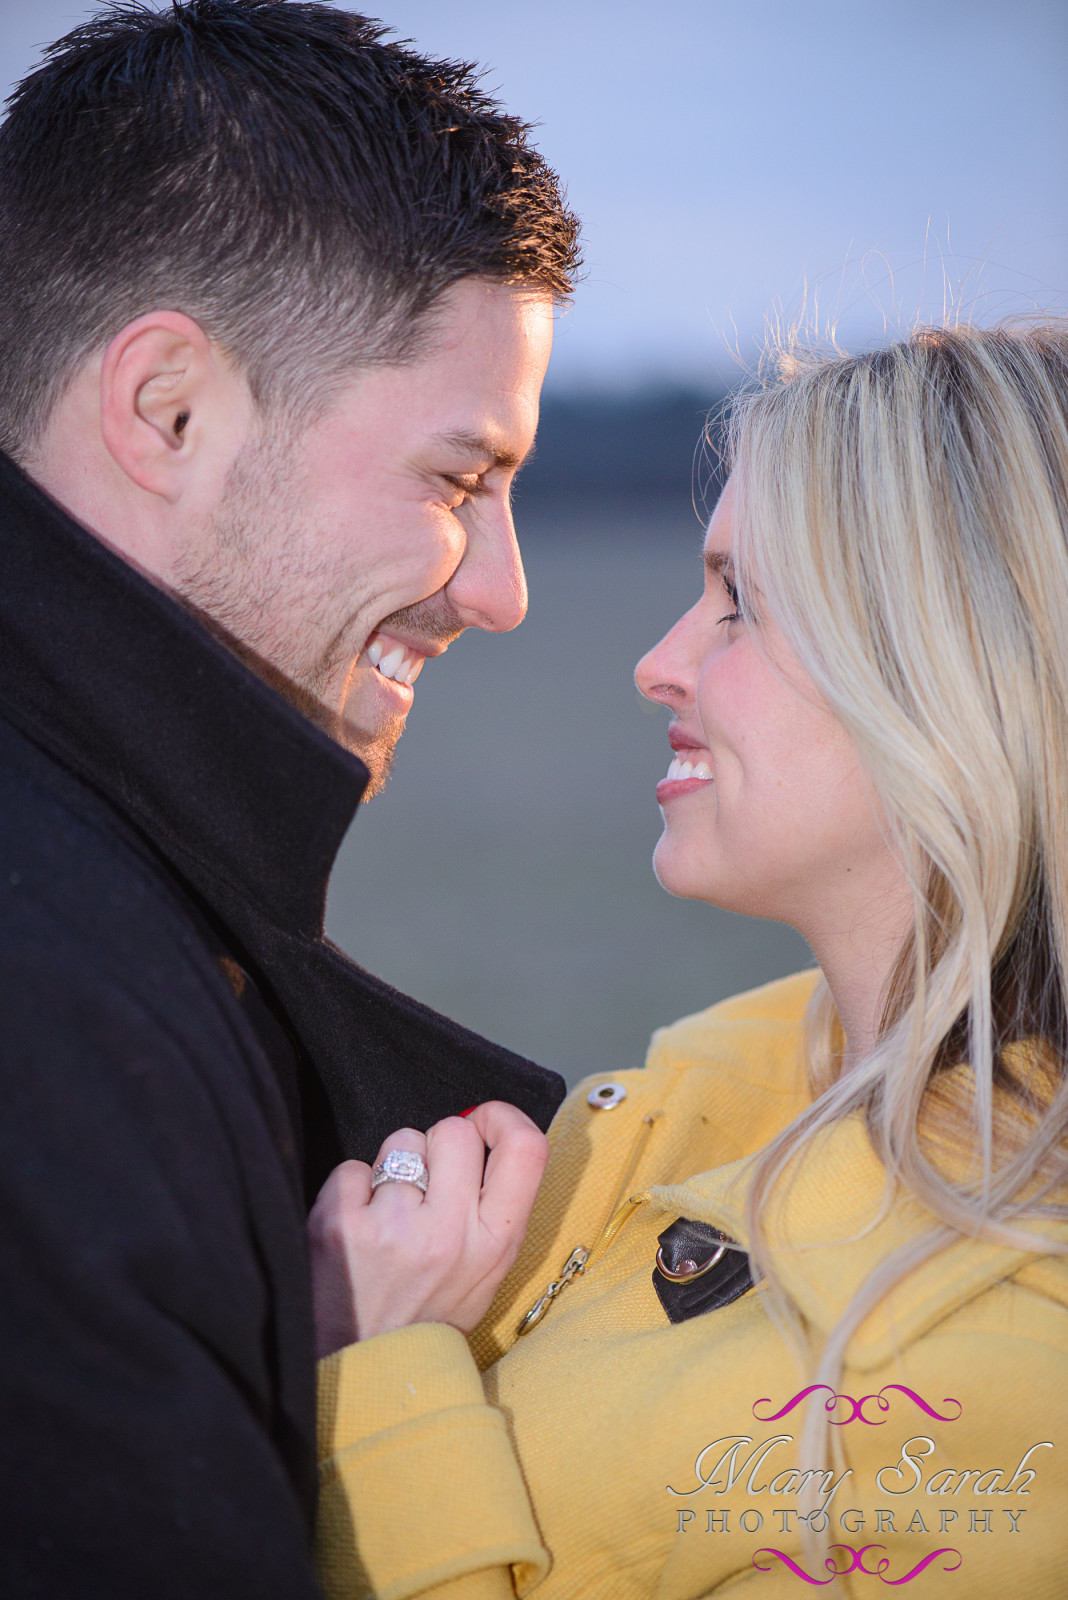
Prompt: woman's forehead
<box><xmin>702</xmin><ymin>480</ymin><xmax>734</xmax><ymax>562</ymax></box>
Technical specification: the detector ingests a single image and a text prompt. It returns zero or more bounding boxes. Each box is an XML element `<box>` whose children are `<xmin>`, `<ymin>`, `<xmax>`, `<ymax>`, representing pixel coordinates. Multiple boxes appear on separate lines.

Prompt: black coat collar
<box><xmin>0</xmin><ymin>450</ymin><xmax>565</xmax><ymax>1163</ymax></box>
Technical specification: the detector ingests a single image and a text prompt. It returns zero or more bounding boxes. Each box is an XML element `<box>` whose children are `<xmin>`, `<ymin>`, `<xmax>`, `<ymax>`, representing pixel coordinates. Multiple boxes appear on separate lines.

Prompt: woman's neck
<box><xmin>801</xmin><ymin>873</ymin><xmax>914</xmax><ymax>1076</ymax></box>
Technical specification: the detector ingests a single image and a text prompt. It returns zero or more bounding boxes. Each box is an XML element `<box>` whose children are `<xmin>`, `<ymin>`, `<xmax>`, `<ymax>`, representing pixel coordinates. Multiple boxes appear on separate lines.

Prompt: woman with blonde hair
<box><xmin>308</xmin><ymin>322</ymin><xmax>1068</xmax><ymax>1598</ymax></box>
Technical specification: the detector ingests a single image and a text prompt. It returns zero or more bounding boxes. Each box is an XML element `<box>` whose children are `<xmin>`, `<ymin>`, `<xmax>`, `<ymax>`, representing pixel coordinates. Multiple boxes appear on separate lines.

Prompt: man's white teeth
<box><xmin>666</xmin><ymin>756</ymin><xmax>713</xmax><ymax>782</ymax></box>
<box><xmin>379</xmin><ymin>645</ymin><xmax>406</xmax><ymax>679</ymax></box>
<box><xmin>365</xmin><ymin>636</ymin><xmax>424</xmax><ymax>685</ymax></box>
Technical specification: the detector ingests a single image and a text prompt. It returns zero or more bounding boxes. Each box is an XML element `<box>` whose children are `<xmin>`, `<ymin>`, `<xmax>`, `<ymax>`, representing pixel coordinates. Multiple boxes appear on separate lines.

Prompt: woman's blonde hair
<box><xmin>723</xmin><ymin>322</ymin><xmax>1068</xmax><ymax>1552</ymax></box>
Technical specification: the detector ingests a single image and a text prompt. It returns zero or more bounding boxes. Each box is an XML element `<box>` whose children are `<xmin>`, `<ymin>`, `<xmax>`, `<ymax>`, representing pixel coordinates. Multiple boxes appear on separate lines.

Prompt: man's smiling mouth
<box><xmin>364</xmin><ymin>630</ymin><xmax>426</xmax><ymax>687</ymax></box>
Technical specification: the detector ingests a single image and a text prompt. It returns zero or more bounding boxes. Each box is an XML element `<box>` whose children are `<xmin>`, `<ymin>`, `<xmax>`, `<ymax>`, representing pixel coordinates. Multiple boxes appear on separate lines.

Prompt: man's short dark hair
<box><xmin>0</xmin><ymin>0</ymin><xmax>581</xmax><ymax>454</ymax></box>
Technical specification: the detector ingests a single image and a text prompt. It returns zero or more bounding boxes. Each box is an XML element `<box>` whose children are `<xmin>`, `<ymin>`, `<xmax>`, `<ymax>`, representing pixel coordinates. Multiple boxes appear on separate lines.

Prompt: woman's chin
<box><xmin>652</xmin><ymin>835</ymin><xmax>724</xmax><ymax>905</ymax></box>
<box><xmin>652</xmin><ymin>835</ymin><xmax>783</xmax><ymax>921</ymax></box>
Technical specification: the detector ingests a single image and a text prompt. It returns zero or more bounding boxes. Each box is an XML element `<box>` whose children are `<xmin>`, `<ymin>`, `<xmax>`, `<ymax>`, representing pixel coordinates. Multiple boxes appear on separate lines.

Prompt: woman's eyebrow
<box><xmin>703</xmin><ymin>549</ymin><xmax>733</xmax><ymax>578</ymax></box>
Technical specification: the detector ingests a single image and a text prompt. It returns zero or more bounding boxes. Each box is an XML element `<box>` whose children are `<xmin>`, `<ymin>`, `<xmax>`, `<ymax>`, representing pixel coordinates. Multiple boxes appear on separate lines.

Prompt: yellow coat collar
<box><xmin>646</xmin><ymin>1112</ymin><xmax>1068</xmax><ymax>1370</ymax></box>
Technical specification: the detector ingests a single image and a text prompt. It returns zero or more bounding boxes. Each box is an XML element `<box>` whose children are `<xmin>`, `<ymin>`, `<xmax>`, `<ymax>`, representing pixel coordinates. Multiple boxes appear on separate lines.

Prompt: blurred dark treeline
<box><xmin>514</xmin><ymin>387</ymin><xmax>729</xmax><ymax>516</ymax></box>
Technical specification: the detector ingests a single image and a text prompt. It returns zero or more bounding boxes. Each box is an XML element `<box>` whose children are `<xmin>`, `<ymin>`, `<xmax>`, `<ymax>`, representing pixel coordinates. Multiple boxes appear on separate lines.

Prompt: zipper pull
<box><xmin>515</xmin><ymin>1191</ymin><xmax>653</xmax><ymax>1338</ymax></box>
<box><xmin>513</xmin><ymin>1109</ymin><xmax>663</xmax><ymax>1340</ymax></box>
<box><xmin>515</xmin><ymin>1246</ymin><xmax>590</xmax><ymax>1336</ymax></box>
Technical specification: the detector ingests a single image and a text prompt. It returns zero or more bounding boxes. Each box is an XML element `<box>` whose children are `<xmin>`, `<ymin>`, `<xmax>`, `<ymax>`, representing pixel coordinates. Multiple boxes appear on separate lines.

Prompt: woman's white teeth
<box><xmin>666</xmin><ymin>756</ymin><xmax>713</xmax><ymax>782</ymax></box>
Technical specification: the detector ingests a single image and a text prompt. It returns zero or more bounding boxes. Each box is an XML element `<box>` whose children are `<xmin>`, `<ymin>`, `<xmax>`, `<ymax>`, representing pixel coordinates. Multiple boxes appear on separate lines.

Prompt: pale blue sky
<box><xmin>4</xmin><ymin>0</ymin><xmax>1066</xmax><ymax>389</ymax></box>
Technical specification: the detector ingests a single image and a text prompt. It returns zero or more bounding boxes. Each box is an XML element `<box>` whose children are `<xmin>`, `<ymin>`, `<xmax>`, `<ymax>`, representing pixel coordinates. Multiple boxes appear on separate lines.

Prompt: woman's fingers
<box><xmin>373</xmin><ymin>1127</ymin><xmax>428</xmax><ymax>1167</ymax></box>
<box><xmin>468</xmin><ymin>1101</ymin><xmax>550</xmax><ymax>1185</ymax></box>
<box><xmin>307</xmin><ymin>1159</ymin><xmax>373</xmax><ymax>1357</ymax></box>
<box><xmin>467</xmin><ymin>1101</ymin><xmax>550</xmax><ymax>1241</ymax></box>
<box><xmin>307</xmin><ymin>1107</ymin><xmax>548</xmax><ymax>1349</ymax></box>
<box><xmin>310</xmin><ymin>1157</ymin><xmax>373</xmax><ymax>1234</ymax></box>
<box><xmin>424</xmin><ymin>1114</ymin><xmax>489</xmax><ymax>1215</ymax></box>
<box><xmin>341</xmin><ymin>1156</ymin><xmax>374</xmax><ymax>1207</ymax></box>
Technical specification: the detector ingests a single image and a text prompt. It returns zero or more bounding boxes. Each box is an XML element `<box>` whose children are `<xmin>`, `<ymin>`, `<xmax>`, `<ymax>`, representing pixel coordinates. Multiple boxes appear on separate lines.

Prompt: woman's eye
<box><xmin>718</xmin><ymin>578</ymin><xmax>744</xmax><ymax>625</ymax></box>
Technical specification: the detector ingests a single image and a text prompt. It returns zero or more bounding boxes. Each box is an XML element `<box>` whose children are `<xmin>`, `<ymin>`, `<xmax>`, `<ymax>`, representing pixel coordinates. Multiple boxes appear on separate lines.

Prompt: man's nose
<box><xmin>445</xmin><ymin>501</ymin><xmax>528</xmax><ymax>633</ymax></box>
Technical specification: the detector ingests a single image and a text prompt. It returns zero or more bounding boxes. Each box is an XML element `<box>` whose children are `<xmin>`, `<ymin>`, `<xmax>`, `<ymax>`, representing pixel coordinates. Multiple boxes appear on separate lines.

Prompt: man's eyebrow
<box><xmin>433</xmin><ymin>430</ymin><xmax>527</xmax><ymax>473</ymax></box>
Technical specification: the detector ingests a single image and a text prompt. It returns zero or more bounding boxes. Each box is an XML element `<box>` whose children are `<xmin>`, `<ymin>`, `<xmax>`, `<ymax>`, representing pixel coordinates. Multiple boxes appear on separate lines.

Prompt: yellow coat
<box><xmin>315</xmin><ymin>972</ymin><xmax>1068</xmax><ymax>1600</ymax></box>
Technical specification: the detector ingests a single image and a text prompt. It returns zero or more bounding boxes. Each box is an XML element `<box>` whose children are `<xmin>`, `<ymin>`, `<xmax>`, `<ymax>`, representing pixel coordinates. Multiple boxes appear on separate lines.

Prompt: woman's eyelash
<box><xmin>719</xmin><ymin>577</ymin><xmax>743</xmax><ymax>623</ymax></box>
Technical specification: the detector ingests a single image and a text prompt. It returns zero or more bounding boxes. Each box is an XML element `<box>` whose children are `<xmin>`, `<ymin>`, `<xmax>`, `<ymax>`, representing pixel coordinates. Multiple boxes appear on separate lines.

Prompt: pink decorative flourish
<box><xmin>876</xmin><ymin>1548</ymin><xmax>963</xmax><ymax>1584</ymax></box>
<box><xmin>751</xmin><ymin>1545</ymin><xmax>845</xmax><ymax>1586</ymax></box>
<box><xmin>753</xmin><ymin>1545</ymin><xmax>962</xmax><ymax>1584</ymax></box>
<box><xmin>752</xmin><ymin>1383</ymin><xmax>962</xmax><ymax>1426</ymax></box>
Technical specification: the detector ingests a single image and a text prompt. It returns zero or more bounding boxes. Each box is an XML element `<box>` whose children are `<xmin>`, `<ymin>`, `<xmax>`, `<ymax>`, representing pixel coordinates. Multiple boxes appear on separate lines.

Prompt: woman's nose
<box><xmin>634</xmin><ymin>611</ymin><xmax>696</xmax><ymax>707</ymax></box>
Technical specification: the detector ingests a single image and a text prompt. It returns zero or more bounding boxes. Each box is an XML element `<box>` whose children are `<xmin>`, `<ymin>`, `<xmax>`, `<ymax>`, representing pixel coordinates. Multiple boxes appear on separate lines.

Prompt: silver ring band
<box><xmin>370</xmin><ymin>1149</ymin><xmax>429</xmax><ymax>1194</ymax></box>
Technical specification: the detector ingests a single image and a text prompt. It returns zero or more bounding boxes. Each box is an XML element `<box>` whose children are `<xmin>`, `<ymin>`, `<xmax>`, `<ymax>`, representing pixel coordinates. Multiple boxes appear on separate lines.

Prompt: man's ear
<box><xmin>99</xmin><ymin>312</ymin><xmax>226</xmax><ymax>502</ymax></box>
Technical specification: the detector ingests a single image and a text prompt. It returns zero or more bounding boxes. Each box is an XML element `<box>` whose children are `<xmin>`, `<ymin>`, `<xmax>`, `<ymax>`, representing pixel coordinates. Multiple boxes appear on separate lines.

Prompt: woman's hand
<box><xmin>308</xmin><ymin>1101</ymin><xmax>550</xmax><ymax>1357</ymax></box>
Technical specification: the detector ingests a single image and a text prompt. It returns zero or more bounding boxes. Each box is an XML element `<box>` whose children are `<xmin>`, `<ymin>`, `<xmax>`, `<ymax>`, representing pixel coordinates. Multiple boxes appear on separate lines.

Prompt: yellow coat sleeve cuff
<box><xmin>316</xmin><ymin>1322</ymin><xmax>549</xmax><ymax>1600</ymax></box>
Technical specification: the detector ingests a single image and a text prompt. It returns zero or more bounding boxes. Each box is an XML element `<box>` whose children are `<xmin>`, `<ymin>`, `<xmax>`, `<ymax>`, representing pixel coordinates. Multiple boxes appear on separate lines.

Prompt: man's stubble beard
<box><xmin>171</xmin><ymin>423</ymin><xmax>404</xmax><ymax>798</ymax></box>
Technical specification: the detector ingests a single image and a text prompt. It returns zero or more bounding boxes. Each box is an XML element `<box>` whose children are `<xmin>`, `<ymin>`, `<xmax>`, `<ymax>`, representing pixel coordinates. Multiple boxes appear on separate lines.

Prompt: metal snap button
<box><xmin>655</xmin><ymin>1242</ymin><xmax>727</xmax><ymax>1281</ymax></box>
<box><xmin>587</xmin><ymin>1081</ymin><xmax>627</xmax><ymax>1110</ymax></box>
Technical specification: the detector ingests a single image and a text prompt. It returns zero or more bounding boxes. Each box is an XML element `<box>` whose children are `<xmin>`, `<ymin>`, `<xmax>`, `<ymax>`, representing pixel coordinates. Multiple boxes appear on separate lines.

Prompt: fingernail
<box><xmin>459</xmin><ymin>1106</ymin><xmax>477</xmax><ymax>1118</ymax></box>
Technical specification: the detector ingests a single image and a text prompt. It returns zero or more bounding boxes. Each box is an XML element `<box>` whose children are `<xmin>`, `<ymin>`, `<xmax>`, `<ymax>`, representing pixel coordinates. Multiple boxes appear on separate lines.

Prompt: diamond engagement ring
<box><xmin>370</xmin><ymin>1149</ymin><xmax>429</xmax><ymax>1194</ymax></box>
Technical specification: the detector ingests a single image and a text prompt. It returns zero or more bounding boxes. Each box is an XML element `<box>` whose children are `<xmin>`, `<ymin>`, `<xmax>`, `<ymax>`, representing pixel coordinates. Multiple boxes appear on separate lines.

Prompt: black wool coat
<box><xmin>0</xmin><ymin>451</ymin><xmax>565</xmax><ymax>1599</ymax></box>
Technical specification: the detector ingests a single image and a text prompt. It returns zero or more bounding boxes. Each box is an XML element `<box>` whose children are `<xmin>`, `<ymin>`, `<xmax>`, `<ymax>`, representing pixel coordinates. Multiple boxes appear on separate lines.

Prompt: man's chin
<box><xmin>264</xmin><ymin>670</ymin><xmax>402</xmax><ymax>797</ymax></box>
<box><xmin>351</xmin><ymin>742</ymin><xmax>396</xmax><ymax>800</ymax></box>
<box><xmin>335</xmin><ymin>721</ymin><xmax>403</xmax><ymax>800</ymax></box>
<box><xmin>209</xmin><ymin>633</ymin><xmax>405</xmax><ymax>797</ymax></box>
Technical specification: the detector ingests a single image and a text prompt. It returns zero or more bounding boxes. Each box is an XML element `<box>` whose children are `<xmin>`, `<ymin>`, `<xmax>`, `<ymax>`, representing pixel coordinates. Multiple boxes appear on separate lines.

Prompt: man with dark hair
<box><xmin>0</xmin><ymin>2</ymin><xmax>578</xmax><ymax>1593</ymax></box>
